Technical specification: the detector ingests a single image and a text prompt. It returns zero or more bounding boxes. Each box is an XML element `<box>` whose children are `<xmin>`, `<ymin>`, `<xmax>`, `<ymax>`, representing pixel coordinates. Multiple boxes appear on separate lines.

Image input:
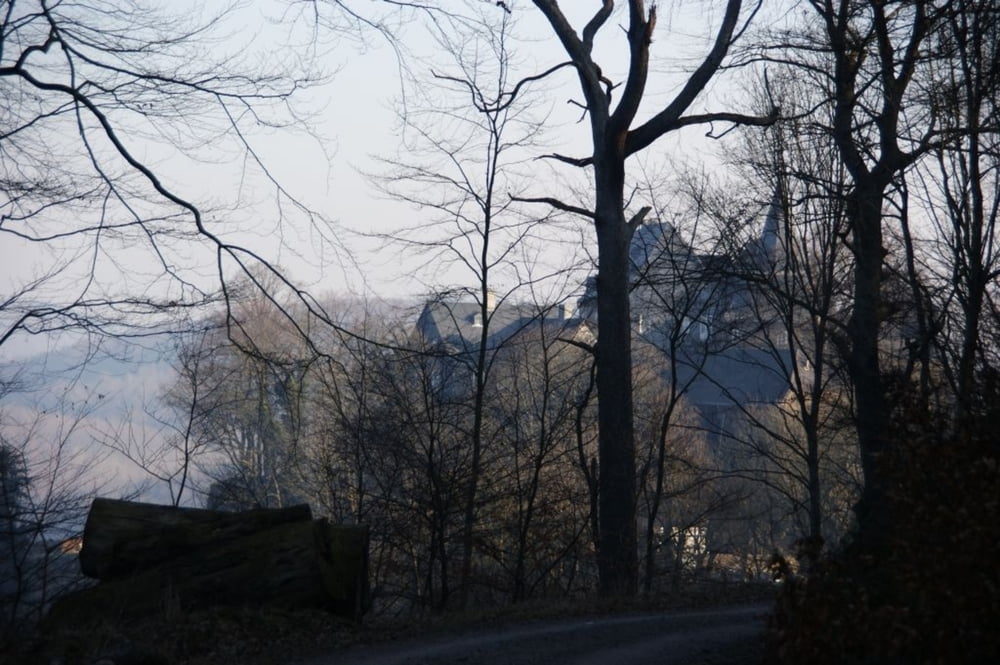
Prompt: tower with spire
<box><xmin>578</xmin><ymin>185</ymin><xmax>794</xmax><ymax>419</ymax></box>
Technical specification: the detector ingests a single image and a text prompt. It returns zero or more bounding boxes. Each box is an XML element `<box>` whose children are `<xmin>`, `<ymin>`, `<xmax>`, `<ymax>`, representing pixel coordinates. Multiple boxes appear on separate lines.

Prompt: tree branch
<box><xmin>537</xmin><ymin>152</ymin><xmax>593</xmax><ymax>168</ymax></box>
<box><xmin>432</xmin><ymin>60</ymin><xmax>575</xmax><ymax>114</ymax></box>
<box><xmin>639</xmin><ymin>107</ymin><xmax>781</xmax><ymax>141</ymax></box>
<box><xmin>532</xmin><ymin>0</ymin><xmax>608</xmax><ymax>122</ymax></box>
<box><xmin>582</xmin><ymin>1</ymin><xmax>613</xmax><ymax>54</ymax></box>
<box><xmin>626</xmin><ymin>205</ymin><xmax>652</xmax><ymax>233</ymax></box>
<box><xmin>558</xmin><ymin>335</ymin><xmax>596</xmax><ymax>356</ymax></box>
<box><xmin>609</xmin><ymin>1</ymin><xmax>656</xmax><ymax>135</ymax></box>
<box><xmin>510</xmin><ymin>193</ymin><xmax>595</xmax><ymax>219</ymax></box>
<box><xmin>622</xmin><ymin>0</ymin><xmax>749</xmax><ymax>156</ymax></box>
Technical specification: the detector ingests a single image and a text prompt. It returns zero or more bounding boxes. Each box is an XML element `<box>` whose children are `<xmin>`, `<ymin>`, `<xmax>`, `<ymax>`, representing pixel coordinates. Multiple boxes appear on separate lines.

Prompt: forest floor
<box><xmin>12</xmin><ymin>581</ymin><xmax>776</xmax><ymax>665</ymax></box>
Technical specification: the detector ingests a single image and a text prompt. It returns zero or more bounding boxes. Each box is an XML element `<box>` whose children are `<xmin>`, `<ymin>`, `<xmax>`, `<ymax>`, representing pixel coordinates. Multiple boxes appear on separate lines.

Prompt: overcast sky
<box><xmin>0</xmin><ymin>0</ymin><xmax>791</xmax><ymax>506</ymax></box>
<box><xmin>322</xmin><ymin>1</ymin><xmax>761</xmax><ymax>291</ymax></box>
<box><xmin>1</xmin><ymin>0</ymin><xmax>783</xmax><ymax>361</ymax></box>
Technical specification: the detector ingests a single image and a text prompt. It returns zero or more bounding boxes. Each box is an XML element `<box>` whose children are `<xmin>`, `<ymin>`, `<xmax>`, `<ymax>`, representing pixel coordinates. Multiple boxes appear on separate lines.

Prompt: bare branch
<box><xmin>510</xmin><ymin>193</ymin><xmax>595</xmax><ymax>219</ymax></box>
<box><xmin>626</xmin><ymin>205</ymin><xmax>652</xmax><ymax>233</ymax></box>
<box><xmin>582</xmin><ymin>1</ymin><xmax>614</xmax><ymax>54</ymax></box>
<box><xmin>432</xmin><ymin>60</ymin><xmax>575</xmax><ymax>114</ymax></box>
<box><xmin>537</xmin><ymin>152</ymin><xmax>593</xmax><ymax>167</ymax></box>
<box><xmin>623</xmin><ymin>0</ymin><xmax>754</xmax><ymax>155</ymax></box>
<box><xmin>649</xmin><ymin>107</ymin><xmax>781</xmax><ymax>139</ymax></box>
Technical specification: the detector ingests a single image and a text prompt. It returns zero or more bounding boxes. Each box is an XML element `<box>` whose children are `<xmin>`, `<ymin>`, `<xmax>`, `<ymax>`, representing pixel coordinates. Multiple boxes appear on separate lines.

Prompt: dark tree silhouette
<box><xmin>524</xmin><ymin>0</ymin><xmax>777</xmax><ymax>596</ymax></box>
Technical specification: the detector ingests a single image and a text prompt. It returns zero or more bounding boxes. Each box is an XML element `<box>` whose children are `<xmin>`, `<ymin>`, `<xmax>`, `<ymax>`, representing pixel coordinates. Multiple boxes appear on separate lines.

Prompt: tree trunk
<box><xmin>643</xmin><ymin>405</ymin><xmax>674</xmax><ymax>594</ymax></box>
<box><xmin>847</xmin><ymin>187</ymin><xmax>890</xmax><ymax>553</ymax></box>
<box><xmin>594</xmin><ymin>166</ymin><xmax>639</xmax><ymax>595</ymax></box>
<box><xmin>530</xmin><ymin>0</ymin><xmax>761</xmax><ymax>598</ymax></box>
<box><xmin>574</xmin><ymin>359</ymin><xmax>600</xmax><ymax>558</ymax></box>
<box><xmin>459</xmin><ymin>291</ymin><xmax>491</xmax><ymax>608</ymax></box>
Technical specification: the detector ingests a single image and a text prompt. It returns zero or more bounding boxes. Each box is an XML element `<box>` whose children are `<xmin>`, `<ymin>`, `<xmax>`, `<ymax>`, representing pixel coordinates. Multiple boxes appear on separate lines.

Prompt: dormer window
<box><xmin>472</xmin><ymin>312</ymin><xmax>483</xmax><ymax>327</ymax></box>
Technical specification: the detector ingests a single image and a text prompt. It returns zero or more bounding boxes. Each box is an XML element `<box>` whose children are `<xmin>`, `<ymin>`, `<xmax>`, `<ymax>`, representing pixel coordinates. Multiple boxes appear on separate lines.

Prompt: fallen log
<box><xmin>79</xmin><ymin>498</ymin><xmax>312</xmax><ymax>580</ymax></box>
<box><xmin>50</xmin><ymin>518</ymin><xmax>370</xmax><ymax>624</ymax></box>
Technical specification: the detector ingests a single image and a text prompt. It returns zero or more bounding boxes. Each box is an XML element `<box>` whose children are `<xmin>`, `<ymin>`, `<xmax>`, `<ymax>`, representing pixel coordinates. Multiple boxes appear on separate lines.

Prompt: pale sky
<box><xmin>1</xmin><ymin>0</ymin><xmax>780</xmax><ymax>359</ymax></box>
<box><xmin>0</xmin><ymin>0</ymin><xmax>789</xmax><ymax>505</ymax></box>
<box><xmin>291</xmin><ymin>1</ymin><xmax>763</xmax><ymax>292</ymax></box>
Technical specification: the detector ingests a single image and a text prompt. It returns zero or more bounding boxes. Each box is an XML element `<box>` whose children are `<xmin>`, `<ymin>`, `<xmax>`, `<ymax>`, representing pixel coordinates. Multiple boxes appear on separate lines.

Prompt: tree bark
<box><xmin>846</xmin><ymin>186</ymin><xmax>890</xmax><ymax>552</ymax></box>
<box><xmin>593</xmin><ymin>146</ymin><xmax>640</xmax><ymax>595</ymax></box>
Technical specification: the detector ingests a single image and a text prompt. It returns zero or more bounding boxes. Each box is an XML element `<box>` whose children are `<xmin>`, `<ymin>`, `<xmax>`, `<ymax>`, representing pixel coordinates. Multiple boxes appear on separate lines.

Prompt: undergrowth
<box><xmin>768</xmin><ymin>381</ymin><xmax>1000</xmax><ymax>665</ymax></box>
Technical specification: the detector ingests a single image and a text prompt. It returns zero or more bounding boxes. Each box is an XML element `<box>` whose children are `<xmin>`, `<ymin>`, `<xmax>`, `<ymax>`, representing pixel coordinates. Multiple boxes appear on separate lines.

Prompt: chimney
<box><xmin>485</xmin><ymin>290</ymin><xmax>497</xmax><ymax>313</ymax></box>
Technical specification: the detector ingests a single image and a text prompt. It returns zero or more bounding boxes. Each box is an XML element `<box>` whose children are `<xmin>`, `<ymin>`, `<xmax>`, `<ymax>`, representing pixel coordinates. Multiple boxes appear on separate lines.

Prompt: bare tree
<box><xmin>166</xmin><ymin>276</ymin><xmax>316</xmax><ymax>510</ymax></box>
<box><xmin>483</xmin><ymin>304</ymin><xmax>595</xmax><ymax>602</ymax></box>
<box><xmin>776</xmin><ymin>1</ymin><xmax>955</xmax><ymax>551</ymax></box>
<box><xmin>0</xmin><ymin>376</ymin><xmax>112</xmax><ymax>644</ymax></box>
<box><xmin>911</xmin><ymin>1</ymin><xmax>1000</xmax><ymax>419</ymax></box>
<box><xmin>305</xmin><ymin>300</ymin><xmax>393</xmax><ymax>525</ymax></box>
<box><xmin>628</xmin><ymin>179</ymin><xmax>730</xmax><ymax>583</ymax></box>
<box><xmin>632</xmin><ymin>353</ymin><xmax>717</xmax><ymax>593</ymax></box>
<box><xmin>522</xmin><ymin>0</ymin><xmax>777</xmax><ymax>595</ymax></box>
<box><xmin>365</xmin><ymin>332</ymin><xmax>472</xmax><ymax>611</ymax></box>
<box><xmin>707</xmin><ymin>69</ymin><xmax>864</xmax><ymax>560</ymax></box>
<box><xmin>368</xmin><ymin>7</ymin><xmax>572</xmax><ymax>606</ymax></box>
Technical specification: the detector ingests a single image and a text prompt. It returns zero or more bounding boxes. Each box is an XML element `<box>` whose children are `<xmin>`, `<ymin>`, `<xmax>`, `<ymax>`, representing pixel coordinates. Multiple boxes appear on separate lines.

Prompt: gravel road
<box><xmin>302</xmin><ymin>603</ymin><xmax>769</xmax><ymax>665</ymax></box>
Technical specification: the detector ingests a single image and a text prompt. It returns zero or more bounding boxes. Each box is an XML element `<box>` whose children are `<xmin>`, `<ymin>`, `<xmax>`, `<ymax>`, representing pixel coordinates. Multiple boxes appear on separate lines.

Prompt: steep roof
<box><xmin>675</xmin><ymin>346</ymin><xmax>794</xmax><ymax>408</ymax></box>
<box><xmin>627</xmin><ymin>189</ymin><xmax>795</xmax><ymax>412</ymax></box>
<box><xmin>415</xmin><ymin>299</ymin><xmax>579</xmax><ymax>352</ymax></box>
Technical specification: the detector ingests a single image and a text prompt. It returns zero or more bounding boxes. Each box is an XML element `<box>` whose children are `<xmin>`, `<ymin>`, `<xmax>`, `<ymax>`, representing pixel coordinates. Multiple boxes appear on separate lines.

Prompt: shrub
<box><xmin>767</xmin><ymin>383</ymin><xmax>1000</xmax><ymax>664</ymax></box>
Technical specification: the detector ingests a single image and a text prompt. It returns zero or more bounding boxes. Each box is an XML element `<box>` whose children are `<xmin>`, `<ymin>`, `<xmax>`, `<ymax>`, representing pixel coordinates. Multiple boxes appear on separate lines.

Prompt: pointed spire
<box><xmin>760</xmin><ymin>179</ymin><xmax>783</xmax><ymax>259</ymax></box>
<box><xmin>759</xmin><ymin>181</ymin><xmax>783</xmax><ymax>264</ymax></box>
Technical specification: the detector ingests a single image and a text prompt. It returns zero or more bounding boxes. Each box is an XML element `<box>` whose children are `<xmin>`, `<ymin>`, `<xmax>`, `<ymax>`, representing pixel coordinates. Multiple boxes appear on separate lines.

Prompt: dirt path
<box><xmin>301</xmin><ymin>603</ymin><xmax>769</xmax><ymax>665</ymax></box>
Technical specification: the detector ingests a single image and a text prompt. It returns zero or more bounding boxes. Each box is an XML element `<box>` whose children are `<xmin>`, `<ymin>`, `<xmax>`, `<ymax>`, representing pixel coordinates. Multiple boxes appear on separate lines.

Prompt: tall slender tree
<box><xmin>790</xmin><ymin>1</ymin><xmax>950</xmax><ymax>551</ymax></box>
<box><xmin>370</xmin><ymin>7</ymin><xmax>563</xmax><ymax>606</ymax></box>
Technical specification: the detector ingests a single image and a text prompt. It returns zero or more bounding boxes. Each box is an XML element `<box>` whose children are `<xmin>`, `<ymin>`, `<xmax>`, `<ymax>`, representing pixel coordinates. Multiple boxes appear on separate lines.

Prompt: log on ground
<box><xmin>79</xmin><ymin>497</ymin><xmax>312</xmax><ymax>580</ymax></box>
<box><xmin>51</xmin><ymin>518</ymin><xmax>369</xmax><ymax>624</ymax></box>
